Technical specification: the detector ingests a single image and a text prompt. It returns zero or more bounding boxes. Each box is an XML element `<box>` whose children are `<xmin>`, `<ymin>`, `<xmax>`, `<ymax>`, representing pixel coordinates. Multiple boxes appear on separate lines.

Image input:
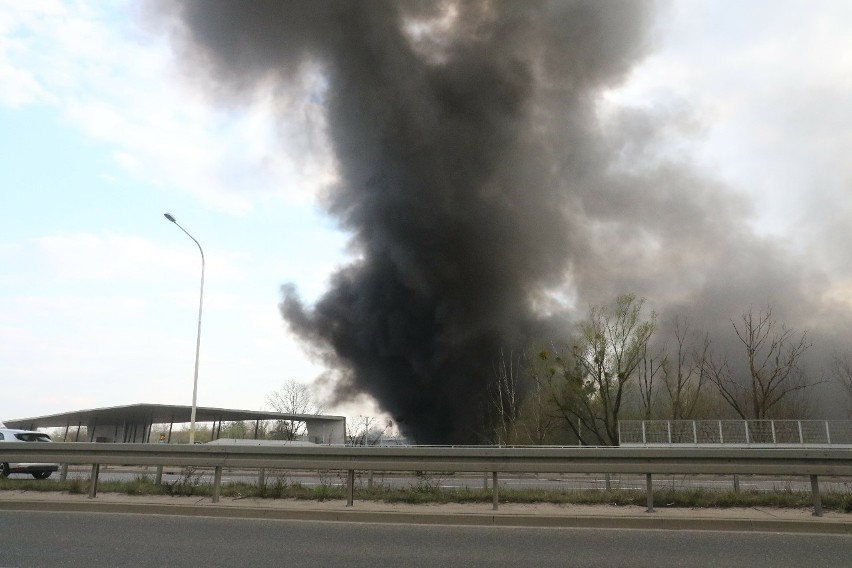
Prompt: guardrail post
<box><xmin>798</xmin><ymin>421</ymin><xmax>804</xmax><ymax>445</ymax></box>
<box><xmin>492</xmin><ymin>472</ymin><xmax>499</xmax><ymax>511</ymax></box>
<box><xmin>667</xmin><ymin>421</ymin><xmax>672</xmax><ymax>444</ymax></box>
<box><xmin>59</xmin><ymin>463</ymin><xmax>68</xmax><ymax>481</ymax></box>
<box><xmin>88</xmin><ymin>464</ymin><xmax>100</xmax><ymax>499</ymax></box>
<box><xmin>155</xmin><ymin>465</ymin><xmax>163</xmax><ymax>485</ymax></box>
<box><xmin>483</xmin><ymin>472</ymin><xmax>488</xmax><ymax>490</ymax></box>
<box><xmin>733</xmin><ymin>474</ymin><xmax>740</xmax><ymax>492</ymax></box>
<box><xmin>346</xmin><ymin>470</ymin><xmax>355</xmax><ymax>507</ymax></box>
<box><xmin>810</xmin><ymin>475</ymin><xmax>822</xmax><ymax>517</ymax></box>
<box><xmin>825</xmin><ymin>421</ymin><xmax>831</xmax><ymax>445</ymax></box>
<box><xmin>258</xmin><ymin>468</ymin><xmax>265</xmax><ymax>487</ymax></box>
<box><xmin>745</xmin><ymin>421</ymin><xmax>750</xmax><ymax>445</ymax></box>
<box><xmin>604</xmin><ymin>473</ymin><xmax>612</xmax><ymax>491</ymax></box>
<box><xmin>641</xmin><ymin>421</ymin><xmax>647</xmax><ymax>445</ymax></box>
<box><xmin>718</xmin><ymin>420</ymin><xmax>724</xmax><ymax>444</ymax></box>
<box><xmin>212</xmin><ymin>466</ymin><xmax>222</xmax><ymax>503</ymax></box>
<box><xmin>771</xmin><ymin>420</ymin><xmax>777</xmax><ymax>444</ymax></box>
<box><xmin>645</xmin><ymin>474</ymin><xmax>654</xmax><ymax>513</ymax></box>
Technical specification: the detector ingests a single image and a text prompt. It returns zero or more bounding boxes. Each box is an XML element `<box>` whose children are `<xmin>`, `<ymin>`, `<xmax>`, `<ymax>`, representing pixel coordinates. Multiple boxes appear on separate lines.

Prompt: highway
<box><xmin>2</xmin><ymin>511</ymin><xmax>850</xmax><ymax>567</ymax></box>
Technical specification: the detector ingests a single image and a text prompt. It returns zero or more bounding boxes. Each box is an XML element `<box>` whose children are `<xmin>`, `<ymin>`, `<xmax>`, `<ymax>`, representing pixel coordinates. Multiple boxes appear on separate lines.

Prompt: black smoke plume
<box><xmin>155</xmin><ymin>1</ymin><xmax>848</xmax><ymax>441</ymax></box>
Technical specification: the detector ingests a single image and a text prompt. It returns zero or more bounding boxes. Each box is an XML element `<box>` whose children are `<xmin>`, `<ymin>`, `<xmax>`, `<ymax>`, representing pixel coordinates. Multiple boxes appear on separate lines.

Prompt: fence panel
<box><xmin>620</xmin><ymin>420</ymin><xmax>852</xmax><ymax>447</ymax></box>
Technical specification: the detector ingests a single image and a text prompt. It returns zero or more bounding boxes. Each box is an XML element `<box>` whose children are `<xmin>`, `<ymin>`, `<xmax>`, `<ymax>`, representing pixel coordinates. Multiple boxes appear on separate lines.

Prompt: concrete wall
<box><xmin>305</xmin><ymin>418</ymin><xmax>346</xmax><ymax>445</ymax></box>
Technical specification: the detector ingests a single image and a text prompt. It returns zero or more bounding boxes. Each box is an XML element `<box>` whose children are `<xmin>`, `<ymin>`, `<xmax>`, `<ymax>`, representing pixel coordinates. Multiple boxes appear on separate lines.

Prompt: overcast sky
<box><xmin>2</xmin><ymin>1</ymin><xmax>851</xmax><ymax>423</ymax></box>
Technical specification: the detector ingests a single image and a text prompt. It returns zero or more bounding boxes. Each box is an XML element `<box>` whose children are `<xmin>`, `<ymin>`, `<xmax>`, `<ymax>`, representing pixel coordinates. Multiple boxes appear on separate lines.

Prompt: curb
<box><xmin>2</xmin><ymin>499</ymin><xmax>851</xmax><ymax>535</ymax></box>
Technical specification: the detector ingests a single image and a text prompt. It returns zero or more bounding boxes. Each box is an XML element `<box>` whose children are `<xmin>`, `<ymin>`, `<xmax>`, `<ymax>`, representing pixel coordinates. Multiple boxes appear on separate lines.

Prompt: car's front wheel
<box><xmin>32</xmin><ymin>471</ymin><xmax>52</xmax><ymax>480</ymax></box>
<box><xmin>0</xmin><ymin>463</ymin><xmax>9</xmax><ymax>478</ymax></box>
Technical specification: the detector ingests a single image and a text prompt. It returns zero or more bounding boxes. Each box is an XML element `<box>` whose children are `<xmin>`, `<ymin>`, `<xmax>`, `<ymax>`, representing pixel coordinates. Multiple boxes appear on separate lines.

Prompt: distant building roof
<box><xmin>5</xmin><ymin>403</ymin><xmax>344</xmax><ymax>429</ymax></box>
<box><xmin>4</xmin><ymin>403</ymin><xmax>346</xmax><ymax>444</ymax></box>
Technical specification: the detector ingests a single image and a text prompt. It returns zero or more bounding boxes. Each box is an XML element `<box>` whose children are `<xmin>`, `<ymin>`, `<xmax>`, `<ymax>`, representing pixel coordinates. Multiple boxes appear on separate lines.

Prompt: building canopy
<box><xmin>4</xmin><ymin>403</ymin><xmax>346</xmax><ymax>444</ymax></box>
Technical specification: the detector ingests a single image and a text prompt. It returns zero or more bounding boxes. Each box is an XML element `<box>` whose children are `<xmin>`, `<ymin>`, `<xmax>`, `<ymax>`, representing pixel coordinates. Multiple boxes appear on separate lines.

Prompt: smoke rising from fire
<box><xmin>155</xmin><ymin>1</ymin><xmax>849</xmax><ymax>441</ymax></box>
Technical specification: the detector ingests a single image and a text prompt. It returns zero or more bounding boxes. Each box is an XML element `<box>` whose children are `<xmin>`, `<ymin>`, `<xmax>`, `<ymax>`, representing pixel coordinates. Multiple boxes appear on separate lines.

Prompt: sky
<box><xmin>2</xmin><ymin>1</ymin><xmax>852</xmax><ymax>424</ymax></box>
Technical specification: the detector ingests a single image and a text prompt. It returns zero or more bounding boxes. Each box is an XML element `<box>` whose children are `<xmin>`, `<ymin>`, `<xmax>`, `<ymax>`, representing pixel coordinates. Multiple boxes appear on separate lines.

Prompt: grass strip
<box><xmin>2</xmin><ymin>475</ymin><xmax>852</xmax><ymax>512</ymax></box>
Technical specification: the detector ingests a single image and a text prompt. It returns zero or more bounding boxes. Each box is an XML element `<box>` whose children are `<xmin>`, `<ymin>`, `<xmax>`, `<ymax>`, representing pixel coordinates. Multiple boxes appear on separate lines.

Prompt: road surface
<box><xmin>2</xmin><ymin>511</ymin><xmax>850</xmax><ymax>567</ymax></box>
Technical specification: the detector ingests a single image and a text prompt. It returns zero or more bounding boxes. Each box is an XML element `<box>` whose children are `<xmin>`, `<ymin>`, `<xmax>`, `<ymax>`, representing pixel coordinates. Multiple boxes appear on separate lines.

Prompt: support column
<box><xmin>645</xmin><ymin>474</ymin><xmax>654</xmax><ymax>513</ymax></box>
<box><xmin>212</xmin><ymin>466</ymin><xmax>222</xmax><ymax>503</ymax></box>
<box><xmin>346</xmin><ymin>469</ymin><xmax>355</xmax><ymax>507</ymax></box>
<box><xmin>492</xmin><ymin>472</ymin><xmax>499</xmax><ymax>511</ymax></box>
<box><xmin>88</xmin><ymin>464</ymin><xmax>100</xmax><ymax>499</ymax></box>
<box><xmin>810</xmin><ymin>475</ymin><xmax>823</xmax><ymax>517</ymax></box>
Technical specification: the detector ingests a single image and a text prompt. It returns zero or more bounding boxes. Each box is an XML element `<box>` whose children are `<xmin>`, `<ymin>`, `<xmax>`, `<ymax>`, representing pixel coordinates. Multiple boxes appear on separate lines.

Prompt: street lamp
<box><xmin>164</xmin><ymin>213</ymin><xmax>204</xmax><ymax>444</ymax></box>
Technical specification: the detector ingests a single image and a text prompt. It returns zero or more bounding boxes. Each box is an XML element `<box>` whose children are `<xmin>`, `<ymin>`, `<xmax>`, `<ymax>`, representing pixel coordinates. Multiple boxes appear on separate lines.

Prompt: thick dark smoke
<box><xmin>155</xmin><ymin>1</ymin><xmax>849</xmax><ymax>441</ymax></box>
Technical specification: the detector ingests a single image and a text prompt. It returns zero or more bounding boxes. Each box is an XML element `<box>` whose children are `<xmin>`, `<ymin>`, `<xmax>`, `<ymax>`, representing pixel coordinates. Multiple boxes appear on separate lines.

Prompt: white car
<box><xmin>0</xmin><ymin>428</ymin><xmax>60</xmax><ymax>479</ymax></box>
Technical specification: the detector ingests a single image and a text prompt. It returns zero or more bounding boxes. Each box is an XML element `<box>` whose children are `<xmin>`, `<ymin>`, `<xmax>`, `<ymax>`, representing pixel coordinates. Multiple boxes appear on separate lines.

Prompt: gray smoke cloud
<box><xmin>153</xmin><ymin>0</ymin><xmax>847</xmax><ymax>441</ymax></box>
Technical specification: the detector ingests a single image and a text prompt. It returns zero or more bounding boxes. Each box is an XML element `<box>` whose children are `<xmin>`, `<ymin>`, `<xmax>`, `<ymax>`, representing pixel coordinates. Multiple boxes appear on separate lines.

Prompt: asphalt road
<box><xmin>2</xmin><ymin>511</ymin><xmax>851</xmax><ymax>568</ymax></box>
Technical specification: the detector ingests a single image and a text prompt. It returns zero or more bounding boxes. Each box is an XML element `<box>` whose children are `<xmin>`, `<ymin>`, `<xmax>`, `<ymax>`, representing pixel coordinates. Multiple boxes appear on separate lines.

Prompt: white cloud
<box><xmin>0</xmin><ymin>0</ymin><xmax>337</xmax><ymax>214</ymax></box>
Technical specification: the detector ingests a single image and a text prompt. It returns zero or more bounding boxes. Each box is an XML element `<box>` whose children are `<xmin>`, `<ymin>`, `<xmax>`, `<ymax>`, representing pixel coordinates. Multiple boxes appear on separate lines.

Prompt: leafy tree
<box><xmin>542</xmin><ymin>294</ymin><xmax>656</xmax><ymax>445</ymax></box>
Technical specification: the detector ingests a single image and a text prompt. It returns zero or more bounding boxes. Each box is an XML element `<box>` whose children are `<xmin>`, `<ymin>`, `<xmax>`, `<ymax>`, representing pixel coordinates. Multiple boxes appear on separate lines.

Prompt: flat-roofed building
<box><xmin>4</xmin><ymin>404</ymin><xmax>345</xmax><ymax>445</ymax></box>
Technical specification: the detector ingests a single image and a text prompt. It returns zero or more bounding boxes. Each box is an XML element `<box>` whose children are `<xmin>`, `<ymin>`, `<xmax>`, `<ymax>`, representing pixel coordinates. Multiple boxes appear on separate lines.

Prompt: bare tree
<box><xmin>704</xmin><ymin>306</ymin><xmax>815</xmax><ymax>419</ymax></box>
<box><xmin>545</xmin><ymin>294</ymin><xmax>656</xmax><ymax>445</ymax></box>
<box><xmin>829</xmin><ymin>353</ymin><xmax>852</xmax><ymax>415</ymax></box>
<box><xmin>662</xmin><ymin>316</ymin><xmax>710</xmax><ymax>420</ymax></box>
<box><xmin>486</xmin><ymin>349</ymin><xmax>560</xmax><ymax>445</ymax></box>
<box><xmin>518</xmin><ymin>350</ymin><xmax>560</xmax><ymax>444</ymax></box>
<box><xmin>487</xmin><ymin>349</ymin><xmax>521</xmax><ymax>444</ymax></box>
<box><xmin>265</xmin><ymin>380</ymin><xmax>323</xmax><ymax>440</ymax></box>
<box><xmin>638</xmin><ymin>342</ymin><xmax>665</xmax><ymax>420</ymax></box>
<box><xmin>347</xmin><ymin>416</ymin><xmax>391</xmax><ymax>446</ymax></box>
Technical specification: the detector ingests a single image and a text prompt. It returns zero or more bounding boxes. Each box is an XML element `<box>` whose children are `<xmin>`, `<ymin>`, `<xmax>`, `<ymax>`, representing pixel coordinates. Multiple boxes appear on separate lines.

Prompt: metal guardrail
<box><xmin>619</xmin><ymin>420</ymin><xmax>852</xmax><ymax>447</ymax></box>
<box><xmin>2</xmin><ymin>443</ymin><xmax>849</xmax><ymax>516</ymax></box>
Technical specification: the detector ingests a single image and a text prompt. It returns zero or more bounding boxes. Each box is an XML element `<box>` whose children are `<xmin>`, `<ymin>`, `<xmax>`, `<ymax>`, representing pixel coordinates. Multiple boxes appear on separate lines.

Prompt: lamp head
<box><xmin>164</xmin><ymin>213</ymin><xmax>176</xmax><ymax>223</ymax></box>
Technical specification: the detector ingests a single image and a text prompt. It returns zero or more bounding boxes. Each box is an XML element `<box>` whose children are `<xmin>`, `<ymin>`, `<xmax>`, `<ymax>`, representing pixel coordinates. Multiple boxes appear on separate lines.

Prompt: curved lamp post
<box><xmin>164</xmin><ymin>213</ymin><xmax>204</xmax><ymax>444</ymax></box>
